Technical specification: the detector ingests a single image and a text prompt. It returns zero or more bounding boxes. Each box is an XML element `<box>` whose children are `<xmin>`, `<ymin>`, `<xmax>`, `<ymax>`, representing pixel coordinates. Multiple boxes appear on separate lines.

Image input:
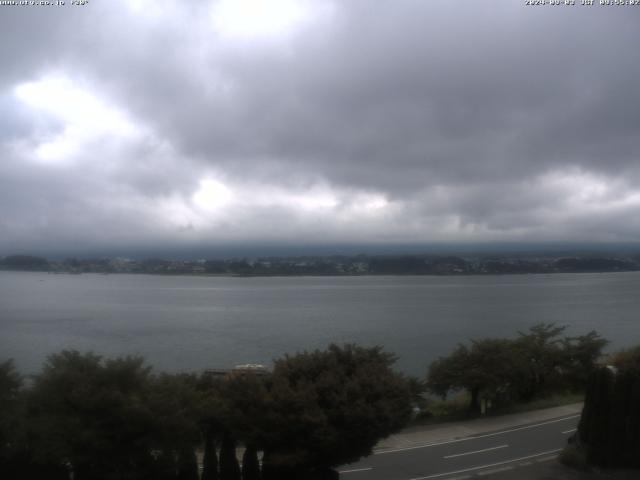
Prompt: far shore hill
<box><xmin>3</xmin><ymin>252</ymin><xmax>640</xmax><ymax>277</ymax></box>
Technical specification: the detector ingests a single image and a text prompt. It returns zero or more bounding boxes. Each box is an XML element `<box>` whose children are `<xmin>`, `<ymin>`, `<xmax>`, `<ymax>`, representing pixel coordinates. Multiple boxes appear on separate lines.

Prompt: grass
<box><xmin>411</xmin><ymin>391</ymin><xmax>473</xmax><ymax>425</ymax></box>
<box><xmin>411</xmin><ymin>391</ymin><xmax>584</xmax><ymax>427</ymax></box>
<box><xmin>494</xmin><ymin>392</ymin><xmax>584</xmax><ymax>415</ymax></box>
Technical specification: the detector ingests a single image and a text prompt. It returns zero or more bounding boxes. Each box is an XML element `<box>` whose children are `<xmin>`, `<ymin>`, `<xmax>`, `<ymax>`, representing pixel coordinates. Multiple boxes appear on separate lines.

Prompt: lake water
<box><xmin>1</xmin><ymin>271</ymin><xmax>639</xmax><ymax>376</ymax></box>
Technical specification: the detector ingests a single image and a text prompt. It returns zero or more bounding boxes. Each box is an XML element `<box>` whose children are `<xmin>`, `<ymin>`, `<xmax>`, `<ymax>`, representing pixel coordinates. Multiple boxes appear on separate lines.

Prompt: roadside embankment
<box><xmin>374</xmin><ymin>403</ymin><xmax>583</xmax><ymax>453</ymax></box>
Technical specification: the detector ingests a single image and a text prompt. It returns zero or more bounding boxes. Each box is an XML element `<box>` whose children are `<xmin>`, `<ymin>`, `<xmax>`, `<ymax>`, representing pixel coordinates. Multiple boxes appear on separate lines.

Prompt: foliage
<box><xmin>427</xmin><ymin>339</ymin><xmax>519</xmax><ymax>412</ymax></box>
<box><xmin>146</xmin><ymin>373</ymin><xmax>202</xmax><ymax>452</ymax></box>
<box><xmin>216</xmin><ymin>372</ymin><xmax>270</xmax><ymax>447</ymax></box>
<box><xmin>0</xmin><ymin>360</ymin><xmax>25</xmax><ymax>478</ymax></box>
<box><xmin>426</xmin><ymin>324</ymin><xmax>608</xmax><ymax>412</ymax></box>
<box><xmin>28</xmin><ymin>351</ymin><xmax>157</xmax><ymax>479</ymax></box>
<box><xmin>513</xmin><ymin>323</ymin><xmax>567</xmax><ymax>400</ymax></box>
<box><xmin>611</xmin><ymin>345</ymin><xmax>640</xmax><ymax>375</ymax></box>
<box><xmin>219</xmin><ymin>432</ymin><xmax>241</xmax><ymax>480</ymax></box>
<box><xmin>578</xmin><ymin>358</ymin><xmax>640</xmax><ymax>469</ymax></box>
<box><xmin>261</xmin><ymin>344</ymin><xmax>413</xmax><ymax>471</ymax></box>
<box><xmin>201</xmin><ymin>429</ymin><xmax>219</xmax><ymax>480</ymax></box>
<box><xmin>560</xmin><ymin>331</ymin><xmax>609</xmax><ymax>389</ymax></box>
<box><xmin>0</xmin><ymin>255</ymin><xmax>49</xmax><ymax>271</ymax></box>
<box><xmin>241</xmin><ymin>445</ymin><xmax>261</xmax><ymax>480</ymax></box>
<box><xmin>176</xmin><ymin>448</ymin><xmax>199</xmax><ymax>480</ymax></box>
<box><xmin>0</xmin><ymin>344</ymin><xmax>429</xmax><ymax>478</ymax></box>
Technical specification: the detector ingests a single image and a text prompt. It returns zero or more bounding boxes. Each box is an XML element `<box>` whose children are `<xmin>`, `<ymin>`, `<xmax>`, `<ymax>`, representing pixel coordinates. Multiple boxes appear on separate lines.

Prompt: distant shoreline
<box><xmin>2</xmin><ymin>268</ymin><xmax>639</xmax><ymax>278</ymax></box>
<box><xmin>3</xmin><ymin>252</ymin><xmax>640</xmax><ymax>277</ymax></box>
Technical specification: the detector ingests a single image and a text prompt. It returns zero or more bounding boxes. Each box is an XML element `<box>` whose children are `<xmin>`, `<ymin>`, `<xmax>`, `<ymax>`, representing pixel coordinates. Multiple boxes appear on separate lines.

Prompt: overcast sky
<box><xmin>1</xmin><ymin>0</ymin><xmax>639</xmax><ymax>255</ymax></box>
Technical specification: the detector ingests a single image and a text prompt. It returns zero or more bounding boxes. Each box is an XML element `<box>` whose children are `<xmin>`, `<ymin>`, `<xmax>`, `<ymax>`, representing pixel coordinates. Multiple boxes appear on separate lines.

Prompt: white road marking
<box><xmin>562</xmin><ymin>428</ymin><xmax>577</xmax><ymax>434</ymax></box>
<box><xmin>376</xmin><ymin>415</ymin><xmax>579</xmax><ymax>455</ymax></box>
<box><xmin>477</xmin><ymin>466</ymin><xmax>513</xmax><ymax>476</ymax></box>
<box><xmin>339</xmin><ymin>467</ymin><xmax>373</xmax><ymax>474</ymax></box>
<box><xmin>408</xmin><ymin>448</ymin><xmax>563</xmax><ymax>480</ymax></box>
<box><xmin>444</xmin><ymin>444</ymin><xmax>508</xmax><ymax>459</ymax></box>
<box><xmin>535</xmin><ymin>455</ymin><xmax>558</xmax><ymax>463</ymax></box>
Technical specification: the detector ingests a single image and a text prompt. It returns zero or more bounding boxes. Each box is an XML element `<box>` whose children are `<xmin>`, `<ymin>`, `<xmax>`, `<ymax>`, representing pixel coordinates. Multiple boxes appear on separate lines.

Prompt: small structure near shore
<box><xmin>204</xmin><ymin>364</ymin><xmax>269</xmax><ymax>378</ymax></box>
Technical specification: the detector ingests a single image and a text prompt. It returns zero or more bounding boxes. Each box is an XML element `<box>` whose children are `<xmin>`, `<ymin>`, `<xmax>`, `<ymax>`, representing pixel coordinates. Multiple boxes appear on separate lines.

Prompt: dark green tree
<box><xmin>201</xmin><ymin>429</ymin><xmax>219</xmax><ymax>480</ymax></box>
<box><xmin>426</xmin><ymin>324</ymin><xmax>606</xmax><ymax>412</ymax></box>
<box><xmin>146</xmin><ymin>373</ymin><xmax>202</xmax><ymax>457</ymax></box>
<box><xmin>513</xmin><ymin>323</ymin><xmax>567</xmax><ymax>400</ymax></box>
<box><xmin>578</xmin><ymin>354</ymin><xmax>640</xmax><ymax>469</ymax></box>
<box><xmin>260</xmin><ymin>344</ymin><xmax>413</xmax><ymax>477</ymax></box>
<box><xmin>28</xmin><ymin>351</ymin><xmax>157</xmax><ymax>480</ymax></box>
<box><xmin>152</xmin><ymin>450</ymin><xmax>178</xmax><ymax>480</ymax></box>
<box><xmin>0</xmin><ymin>360</ymin><xmax>22</xmax><ymax>448</ymax></box>
<box><xmin>561</xmin><ymin>330</ymin><xmax>608</xmax><ymax>389</ymax></box>
<box><xmin>197</xmin><ymin>371</ymin><xmax>228</xmax><ymax>480</ymax></box>
<box><xmin>0</xmin><ymin>358</ymin><xmax>69</xmax><ymax>480</ymax></box>
<box><xmin>427</xmin><ymin>339</ymin><xmax>522</xmax><ymax>412</ymax></box>
<box><xmin>176</xmin><ymin>448</ymin><xmax>199</xmax><ymax>480</ymax></box>
<box><xmin>219</xmin><ymin>432</ymin><xmax>241</xmax><ymax>480</ymax></box>
<box><xmin>241</xmin><ymin>445</ymin><xmax>261</xmax><ymax>480</ymax></box>
<box><xmin>213</xmin><ymin>370</ymin><xmax>270</xmax><ymax>479</ymax></box>
<box><xmin>0</xmin><ymin>360</ymin><xmax>27</xmax><ymax>480</ymax></box>
<box><xmin>612</xmin><ymin>345</ymin><xmax>640</xmax><ymax>375</ymax></box>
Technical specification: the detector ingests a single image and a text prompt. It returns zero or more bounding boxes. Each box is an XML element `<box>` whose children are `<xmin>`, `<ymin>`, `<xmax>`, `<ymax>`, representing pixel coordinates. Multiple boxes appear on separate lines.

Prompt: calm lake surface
<box><xmin>1</xmin><ymin>271</ymin><xmax>639</xmax><ymax>376</ymax></box>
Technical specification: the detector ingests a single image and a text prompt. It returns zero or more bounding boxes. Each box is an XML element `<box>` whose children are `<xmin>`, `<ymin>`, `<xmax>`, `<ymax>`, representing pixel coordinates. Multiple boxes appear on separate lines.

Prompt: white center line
<box><xmin>444</xmin><ymin>444</ymin><xmax>508</xmax><ymax>459</ymax></box>
<box><xmin>477</xmin><ymin>466</ymin><xmax>513</xmax><ymax>476</ymax></box>
<box><xmin>562</xmin><ymin>428</ymin><xmax>577</xmax><ymax>434</ymax></box>
<box><xmin>409</xmin><ymin>448</ymin><xmax>563</xmax><ymax>480</ymax></box>
<box><xmin>376</xmin><ymin>415</ymin><xmax>579</xmax><ymax>455</ymax></box>
<box><xmin>339</xmin><ymin>467</ymin><xmax>373</xmax><ymax>474</ymax></box>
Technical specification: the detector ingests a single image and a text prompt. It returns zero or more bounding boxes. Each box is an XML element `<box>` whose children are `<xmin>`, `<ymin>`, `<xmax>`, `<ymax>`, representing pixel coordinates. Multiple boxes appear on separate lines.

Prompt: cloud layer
<box><xmin>1</xmin><ymin>0</ymin><xmax>640</xmax><ymax>253</ymax></box>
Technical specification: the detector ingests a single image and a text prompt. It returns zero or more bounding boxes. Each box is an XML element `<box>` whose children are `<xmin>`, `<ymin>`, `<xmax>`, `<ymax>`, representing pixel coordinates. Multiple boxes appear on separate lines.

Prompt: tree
<box><xmin>426</xmin><ymin>344</ymin><xmax>470</xmax><ymax>399</ymax></box>
<box><xmin>241</xmin><ymin>445</ymin><xmax>261</xmax><ymax>480</ymax></box>
<box><xmin>0</xmin><ymin>360</ymin><xmax>25</xmax><ymax>479</ymax></box>
<box><xmin>214</xmin><ymin>371</ymin><xmax>269</xmax><ymax>479</ymax></box>
<box><xmin>176</xmin><ymin>448</ymin><xmax>199</xmax><ymax>480</ymax></box>
<box><xmin>578</xmin><ymin>349</ymin><xmax>640</xmax><ymax>470</ymax></box>
<box><xmin>427</xmin><ymin>339</ymin><xmax>521</xmax><ymax>413</ymax></box>
<box><xmin>201</xmin><ymin>429</ymin><xmax>219</xmax><ymax>480</ymax></box>
<box><xmin>0</xmin><ymin>255</ymin><xmax>49</xmax><ymax>271</ymax></box>
<box><xmin>561</xmin><ymin>331</ymin><xmax>608</xmax><ymax>389</ymax></box>
<box><xmin>260</xmin><ymin>344</ymin><xmax>413</xmax><ymax>477</ymax></box>
<box><xmin>0</xmin><ymin>360</ymin><xmax>22</xmax><ymax>445</ymax></box>
<box><xmin>146</xmin><ymin>373</ymin><xmax>202</xmax><ymax>459</ymax></box>
<box><xmin>611</xmin><ymin>345</ymin><xmax>640</xmax><ymax>375</ymax></box>
<box><xmin>513</xmin><ymin>323</ymin><xmax>567</xmax><ymax>400</ymax></box>
<box><xmin>197</xmin><ymin>371</ymin><xmax>228</xmax><ymax>480</ymax></box>
<box><xmin>426</xmin><ymin>324</ymin><xmax>606</xmax><ymax>412</ymax></box>
<box><xmin>215</xmin><ymin>371</ymin><xmax>270</xmax><ymax>450</ymax></box>
<box><xmin>28</xmin><ymin>351</ymin><xmax>157</xmax><ymax>480</ymax></box>
<box><xmin>0</xmin><ymin>359</ymin><xmax>70</xmax><ymax>480</ymax></box>
<box><xmin>219</xmin><ymin>432</ymin><xmax>241</xmax><ymax>480</ymax></box>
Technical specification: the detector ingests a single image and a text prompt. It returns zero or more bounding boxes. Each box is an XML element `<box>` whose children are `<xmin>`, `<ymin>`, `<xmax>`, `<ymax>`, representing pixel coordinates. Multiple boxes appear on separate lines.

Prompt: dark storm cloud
<box><xmin>106</xmin><ymin>2</ymin><xmax>640</xmax><ymax>189</ymax></box>
<box><xmin>1</xmin><ymin>0</ymin><xmax>640</xmax><ymax>252</ymax></box>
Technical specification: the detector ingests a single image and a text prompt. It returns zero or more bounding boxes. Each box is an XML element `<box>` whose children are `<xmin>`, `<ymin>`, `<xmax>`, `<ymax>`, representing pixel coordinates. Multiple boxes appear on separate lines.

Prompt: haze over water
<box><xmin>2</xmin><ymin>271</ymin><xmax>639</xmax><ymax>376</ymax></box>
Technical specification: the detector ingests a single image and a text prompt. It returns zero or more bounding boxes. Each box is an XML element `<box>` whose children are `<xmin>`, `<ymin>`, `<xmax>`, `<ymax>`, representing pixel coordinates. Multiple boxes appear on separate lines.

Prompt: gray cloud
<box><xmin>1</xmin><ymin>0</ymin><xmax>640</xmax><ymax>253</ymax></box>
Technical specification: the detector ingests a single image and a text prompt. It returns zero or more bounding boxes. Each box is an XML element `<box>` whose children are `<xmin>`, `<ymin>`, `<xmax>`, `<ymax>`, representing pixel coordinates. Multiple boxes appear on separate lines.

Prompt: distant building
<box><xmin>204</xmin><ymin>364</ymin><xmax>269</xmax><ymax>378</ymax></box>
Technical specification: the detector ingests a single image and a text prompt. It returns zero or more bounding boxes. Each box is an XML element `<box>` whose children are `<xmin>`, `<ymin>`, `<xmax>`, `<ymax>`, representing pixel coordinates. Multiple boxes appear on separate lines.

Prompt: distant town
<box><xmin>2</xmin><ymin>252</ymin><xmax>640</xmax><ymax>276</ymax></box>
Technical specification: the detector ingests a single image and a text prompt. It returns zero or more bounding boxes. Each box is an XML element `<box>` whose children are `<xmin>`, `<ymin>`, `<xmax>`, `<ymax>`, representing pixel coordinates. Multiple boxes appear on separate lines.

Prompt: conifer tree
<box><xmin>201</xmin><ymin>430</ymin><xmax>219</xmax><ymax>480</ymax></box>
<box><xmin>219</xmin><ymin>432</ymin><xmax>241</xmax><ymax>480</ymax></box>
<box><xmin>241</xmin><ymin>444</ymin><xmax>261</xmax><ymax>480</ymax></box>
<box><xmin>176</xmin><ymin>448</ymin><xmax>199</xmax><ymax>480</ymax></box>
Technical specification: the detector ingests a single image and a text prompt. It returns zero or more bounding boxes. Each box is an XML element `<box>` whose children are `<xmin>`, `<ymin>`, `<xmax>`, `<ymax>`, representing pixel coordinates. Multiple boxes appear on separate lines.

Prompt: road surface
<box><xmin>339</xmin><ymin>414</ymin><xmax>579</xmax><ymax>480</ymax></box>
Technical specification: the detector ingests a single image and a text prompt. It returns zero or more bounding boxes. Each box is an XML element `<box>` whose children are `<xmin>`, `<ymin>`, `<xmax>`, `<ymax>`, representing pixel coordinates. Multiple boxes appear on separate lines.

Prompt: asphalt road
<box><xmin>339</xmin><ymin>414</ymin><xmax>580</xmax><ymax>480</ymax></box>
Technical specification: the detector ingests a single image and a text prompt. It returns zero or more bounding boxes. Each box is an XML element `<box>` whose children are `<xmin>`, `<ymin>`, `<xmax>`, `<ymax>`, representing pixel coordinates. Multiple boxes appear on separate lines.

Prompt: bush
<box><xmin>559</xmin><ymin>445</ymin><xmax>589</xmax><ymax>471</ymax></box>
